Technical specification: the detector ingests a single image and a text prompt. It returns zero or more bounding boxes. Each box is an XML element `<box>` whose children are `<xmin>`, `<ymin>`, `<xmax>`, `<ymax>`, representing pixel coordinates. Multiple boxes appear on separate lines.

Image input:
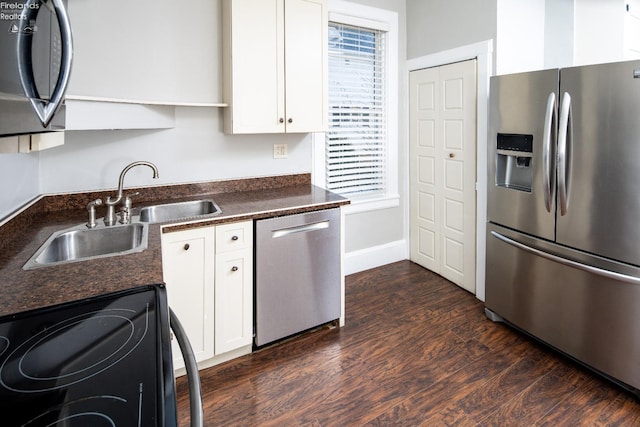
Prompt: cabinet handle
<box><xmin>183</xmin><ymin>243</ymin><xmax>190</xmax><ymax>251</ymax></box>
<box><xmin>288</xmin><ymin>118</ymin><xmax>293</xmax><ymax>124</ymax></box>
<box><xmin>279</xmin><ymin>118</ymin><xmax>284</xmax><ymax>123</ymax></box>
<box><xmin>231</xmin><ymin>235</ymin><xmax>239</xmax><ymax>241</ymax></box>
<box><xmin>231</xmin><ymin>266</ymin><xmax>239</xmax><ymax>272</ymax></box>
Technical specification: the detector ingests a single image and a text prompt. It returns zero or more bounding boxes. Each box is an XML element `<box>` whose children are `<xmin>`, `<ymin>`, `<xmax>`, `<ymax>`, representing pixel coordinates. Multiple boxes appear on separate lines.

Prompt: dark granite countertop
<box><xmin>0</xmin><ymin>174</ymin><xmax>348</xmax><ymax>317</ymax></box>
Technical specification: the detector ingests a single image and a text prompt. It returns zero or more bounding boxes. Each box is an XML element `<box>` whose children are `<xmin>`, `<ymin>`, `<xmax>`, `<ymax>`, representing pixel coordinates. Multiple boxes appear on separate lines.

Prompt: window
<box><xmin>314</xmin><ymin>2</ymin><xmax>398</xmax><ymax>211</ymax></box>
<box><xmin>326</xmin><ymin>23</ymin><xmax>386</xmax><ymax>196</ymax></box>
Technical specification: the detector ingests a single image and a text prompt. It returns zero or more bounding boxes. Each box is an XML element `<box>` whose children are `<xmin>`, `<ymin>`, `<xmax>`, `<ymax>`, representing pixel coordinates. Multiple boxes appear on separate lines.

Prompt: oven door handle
<box><xmin>170</xmin><ymin>309</ymin><xmax>204</xmax><ymax>427</ymax></box>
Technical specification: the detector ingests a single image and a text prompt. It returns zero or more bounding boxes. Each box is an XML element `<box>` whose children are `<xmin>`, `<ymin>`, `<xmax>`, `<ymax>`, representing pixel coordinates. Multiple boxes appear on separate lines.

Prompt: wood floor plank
<box><xmin>480</xmin><ymin>362</ymin><xmax>589</xmax><ymax>426</ymax></box>
<box><xmin>364</xmin><ymin>349</ymin><xmax>518</xmax><ymax>426</ymax></box>
<box><xmin>455</xmin><ymin>344</ymin><xmax>563</xmax><ymax>422</ymax></box>
<box><xmin>175</xmin><ymin>261</ymin><xmax>640</xmax><ymax>426</ymax></box>
<box><xmin>534</xmin><ymin>374</ymin><xmax>640</xmax><ymax>427</ymax></box>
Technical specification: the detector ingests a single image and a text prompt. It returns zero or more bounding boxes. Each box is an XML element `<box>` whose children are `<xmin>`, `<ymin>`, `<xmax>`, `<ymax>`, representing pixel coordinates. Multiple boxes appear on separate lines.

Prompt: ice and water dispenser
<box><xmin>495</xmin><ymin>133</ymin><xmax>533</xmax><ymax>192</ymax></box>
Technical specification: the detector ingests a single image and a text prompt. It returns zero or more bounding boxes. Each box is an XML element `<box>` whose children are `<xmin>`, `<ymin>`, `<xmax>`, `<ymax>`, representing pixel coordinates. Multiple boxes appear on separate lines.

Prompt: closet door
<box><xmin>409</xmin><ymin>60</ymin><xmax>477</xmax><ymax>293</ymax></box>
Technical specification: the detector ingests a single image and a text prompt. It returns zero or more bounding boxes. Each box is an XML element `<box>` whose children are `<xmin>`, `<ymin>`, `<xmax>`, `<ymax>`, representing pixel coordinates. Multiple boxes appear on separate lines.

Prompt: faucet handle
<box><xmin>119</xmin><ymin>192</ymin><xmax>140</xmax><ymax>224</ymax></box>
<box><xmin>86</xmin><ymin>199</ymin><xmax>103</xmax><ymax>229</ymax></box>
<box><xmin>126</xmin><ymin>191</ymin><xmax>140</xmax><ymax>200</ymax></box>
<box><xmin>123</xmin><ymin>191</ymin><xmax>141</xmax><ymax>208</ymax></box>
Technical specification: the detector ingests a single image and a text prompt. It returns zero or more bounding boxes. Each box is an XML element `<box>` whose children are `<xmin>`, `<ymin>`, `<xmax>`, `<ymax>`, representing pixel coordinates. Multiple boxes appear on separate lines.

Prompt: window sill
<box><xmin>342</xmin><ymin>193</ymin><xmax>400</xmax><ymax>215</ymax></box>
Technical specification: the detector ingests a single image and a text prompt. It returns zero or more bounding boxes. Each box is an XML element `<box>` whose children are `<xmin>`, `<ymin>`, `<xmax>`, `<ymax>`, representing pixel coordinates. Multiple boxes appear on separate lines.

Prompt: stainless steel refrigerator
<box><xmin>485</xmin><ymin>59</ymin><xmax>640</xmax><ymax>394</ymax></box>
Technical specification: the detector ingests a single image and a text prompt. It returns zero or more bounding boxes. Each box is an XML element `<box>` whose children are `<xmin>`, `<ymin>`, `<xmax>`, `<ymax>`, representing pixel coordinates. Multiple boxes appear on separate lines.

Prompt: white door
<box><xmin>409</xmin><ymin>60</ymin><xmax>477</xmax><ymax>293</ymax></box>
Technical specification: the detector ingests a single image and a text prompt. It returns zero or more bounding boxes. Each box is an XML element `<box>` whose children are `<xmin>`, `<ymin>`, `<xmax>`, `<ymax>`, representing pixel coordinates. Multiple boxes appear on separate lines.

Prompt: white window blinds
<box><xmin>326</xmin><ymin>22</ymin><xmax>387</xmax><ymax>196</ymax></box>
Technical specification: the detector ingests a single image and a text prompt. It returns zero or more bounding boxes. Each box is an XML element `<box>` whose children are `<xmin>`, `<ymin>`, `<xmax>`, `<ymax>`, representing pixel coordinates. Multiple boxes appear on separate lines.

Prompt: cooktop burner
<box><xmin>1</xmin><ymin>307</ymin><xmax>148</xmax><ymax>393</ymax></box>
<box><xmin>0</xmin><ymin>286</ymin><xmax>176</xmax><ymax>427</ymax></box>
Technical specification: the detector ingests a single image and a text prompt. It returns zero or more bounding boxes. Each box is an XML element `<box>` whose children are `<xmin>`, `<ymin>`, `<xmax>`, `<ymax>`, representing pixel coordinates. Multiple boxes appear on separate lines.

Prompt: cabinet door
<box><xmin>223</xmin><ymin>0</ymin><xmax>285</xmax><ymax>133</ymax></box>
<box><xmin>223</xmin><ymin>0</ymin><xmax>327</xmax><ymax>134</ymax></box>
<box><xmin>284</xmin><ymin>0</ymin><xmax>328</xmax><ymax>132</ymax></box>
<box><xmin>214</xmin><ymin>248</ymin><xmax>253</xmax><ymax>354</ymax></box>
<box><xmin>214</xmin><ymin>221</ymin><xmax>253</xmax><ymax>354</ymax></box>
<box><xmin>161</xmin><ymin>227</ymin><xmax>215</xmax><ymax>369</ymax></box>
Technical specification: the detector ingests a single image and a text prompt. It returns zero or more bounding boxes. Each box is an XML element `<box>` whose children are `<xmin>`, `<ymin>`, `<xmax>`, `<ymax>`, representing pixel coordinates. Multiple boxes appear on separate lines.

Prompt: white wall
<box><xmin>67</xmin><ymin>0</ymin><xmax>221</xmax><ymax>104</ymax></box>
<box><xmin>39</xmin><ymin>108</ymin><xmax>311</xmax><ymax>194</ymax></box>
<box><xmin>544</xmin><ymin>0</ymin><xmax>575</xmax><ymax>69</ymax></box>
<box><xmin>0</xmin><ymin>153</ymin><xmax>39</xmax><ymax>219</ymax></box>
<box><xmin>496</xmin><ymin>0</ymin><xmax>546</xmax><ymax>75</ymax></box>
<box><xmin>574</xmin><ymin>0</ymin><xmax>625</xmax><ymax>66</ymax></box>
<box><xmin>406</xmin><ymin>0</ymin><xmax>496</xmax><ymax>60</ymax></box>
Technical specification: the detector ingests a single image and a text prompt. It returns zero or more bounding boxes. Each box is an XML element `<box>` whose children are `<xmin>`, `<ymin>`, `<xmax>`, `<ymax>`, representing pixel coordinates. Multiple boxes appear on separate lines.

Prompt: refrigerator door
<box><xmin>487</xmin><ymin>69</ymin><xmax>558</xmax><ymax>241</ymax></box>
<box><xmin>556</xmin><ymin>60</ymin><xmax>640</xmax><ymax>266</ymax></box>
<box><xmin>486</xmin><ymin>223</ymin><xmax>640</xmax><ymax>392</ymax></box>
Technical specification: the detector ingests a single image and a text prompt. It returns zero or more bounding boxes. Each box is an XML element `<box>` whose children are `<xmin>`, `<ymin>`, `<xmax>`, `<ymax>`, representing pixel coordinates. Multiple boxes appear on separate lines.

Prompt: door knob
<box><xmin>449</xmin><ymin>153</ymin><xmax>455</xmax><ymax>158</ymax></box>
<box><xmin>183</xmin><ymin>243</ymin><xmax>190</xmax><ymax>251</ymax></box>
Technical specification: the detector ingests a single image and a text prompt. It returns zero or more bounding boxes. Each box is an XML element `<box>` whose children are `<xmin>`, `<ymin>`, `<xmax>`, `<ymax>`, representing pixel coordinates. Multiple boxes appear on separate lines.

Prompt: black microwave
<box><xmin>0</xmin><ymin>0</ymin><xmax>72</xmax><ymax>137</ymax></box>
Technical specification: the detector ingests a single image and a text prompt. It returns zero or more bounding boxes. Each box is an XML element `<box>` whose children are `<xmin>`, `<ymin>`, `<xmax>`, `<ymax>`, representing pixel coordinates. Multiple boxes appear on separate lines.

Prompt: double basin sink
<box><xmin>23</xmin><ymin>199</ymin><xmax>221</xmax><ymax>269</ymax></box>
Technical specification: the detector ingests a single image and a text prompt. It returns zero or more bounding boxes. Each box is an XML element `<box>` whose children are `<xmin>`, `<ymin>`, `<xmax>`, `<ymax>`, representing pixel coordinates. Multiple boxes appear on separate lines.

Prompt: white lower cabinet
<box><xmin>161</xmin><ymin>226</ymin><xmax>215</xmax><ymax>370</ymax></box>
<box><xmin>214</xmin><ymin>222</ymin><xmax>254</xmax><ymax>354</ymax></box>
<box><xmin>161</xmin><ymin>221</ymin><xmax>253</xmax><ymax>371</ymax></box>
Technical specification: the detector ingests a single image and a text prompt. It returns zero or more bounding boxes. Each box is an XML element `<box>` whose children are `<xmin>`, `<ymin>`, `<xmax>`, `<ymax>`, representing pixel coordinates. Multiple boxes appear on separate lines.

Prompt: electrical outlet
<box><xmin>273</xmin><ymin>143</ymin><xmax>288</xmax><ymax>159</ymax></box>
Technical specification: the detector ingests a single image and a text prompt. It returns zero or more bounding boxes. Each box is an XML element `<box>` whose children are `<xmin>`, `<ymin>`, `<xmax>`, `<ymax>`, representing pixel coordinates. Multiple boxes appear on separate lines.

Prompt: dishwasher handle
<box><xmin>271</xmin><ymin>220</ymin><xmax>330</xmax><ymax>238</ymax></box>
<box><xmin>170</xmin><ymin>309</ymin><xmax>203</xmax><ymax>427</ymax></box>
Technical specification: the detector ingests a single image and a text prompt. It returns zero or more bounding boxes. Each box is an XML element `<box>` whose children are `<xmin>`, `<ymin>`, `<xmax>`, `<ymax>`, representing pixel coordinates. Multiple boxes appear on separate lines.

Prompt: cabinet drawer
<box><xmin>216</xmin><ymin>221</ymin><xmax>252</xmax><ymax>253</ymax></box>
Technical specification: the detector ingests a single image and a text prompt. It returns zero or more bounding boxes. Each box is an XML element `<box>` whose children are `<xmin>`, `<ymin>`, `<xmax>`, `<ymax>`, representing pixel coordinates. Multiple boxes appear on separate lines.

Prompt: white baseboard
<box><xmin>344</xmin><ymin>239</ymin><xmax>408</xmax><ymax>275</ymax></box>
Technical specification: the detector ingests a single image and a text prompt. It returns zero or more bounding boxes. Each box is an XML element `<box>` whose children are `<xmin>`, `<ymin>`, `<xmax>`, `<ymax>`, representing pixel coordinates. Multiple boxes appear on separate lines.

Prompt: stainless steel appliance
<box><xmin>0</xmin><ymin>0</ymin><xmax>73</xmax><ymax>136</ymax></box>
<box><xmin>255</xmin><ymin>208</ymin><xmax>341</xmax><ymax>347</ymax></box>
<box><xmin>486</xmin><ymin>59</ymin><xmax>640</xmax><ymax>395</ymax></box>
<box><xmin>0</xmin><ymin>285</ymin><xmax>203</xmax><ymax>426</ymax></box>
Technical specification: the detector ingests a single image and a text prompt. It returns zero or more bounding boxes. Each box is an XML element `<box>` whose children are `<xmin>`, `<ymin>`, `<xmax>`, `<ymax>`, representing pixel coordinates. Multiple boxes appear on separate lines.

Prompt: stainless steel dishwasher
<box><xmin>255</xmin><ymin>208</ymin><xmax>341</xmax><ymax>347</ymax></box>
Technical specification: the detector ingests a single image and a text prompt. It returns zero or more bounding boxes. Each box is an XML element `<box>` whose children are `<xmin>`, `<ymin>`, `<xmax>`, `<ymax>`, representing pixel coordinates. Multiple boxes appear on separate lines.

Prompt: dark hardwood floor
<box><xmin>176</xmin><ymin>260</ymin><xmax>640</xmax><ymax>426</ymax></box>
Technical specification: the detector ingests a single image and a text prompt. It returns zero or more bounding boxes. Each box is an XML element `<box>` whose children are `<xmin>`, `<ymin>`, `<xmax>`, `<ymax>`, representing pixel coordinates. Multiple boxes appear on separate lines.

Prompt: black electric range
<box><xmin>0</xmin><ymin>285</ymin><xmax>177</xmax><ymax>426</ymax></box>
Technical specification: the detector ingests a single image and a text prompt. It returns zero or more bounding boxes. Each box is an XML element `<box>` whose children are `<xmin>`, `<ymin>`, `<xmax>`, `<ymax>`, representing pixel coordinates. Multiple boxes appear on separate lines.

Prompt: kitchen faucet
<box><xmin>103</xmin><ymin>161</ymin><xmax>160</xmax><ymax>226</ymax></box>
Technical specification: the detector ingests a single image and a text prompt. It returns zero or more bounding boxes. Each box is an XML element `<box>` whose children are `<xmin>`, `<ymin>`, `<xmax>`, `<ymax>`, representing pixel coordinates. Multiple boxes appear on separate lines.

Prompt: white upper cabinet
<box><xmin>222</xmin><ymin>0</ymin><xmax>328</xmax><ymax>134</ymax></box>
<box><xmin>66</xmin><ymin>0</ymin><xmax>222</xmax><ymax>105</ymax></box>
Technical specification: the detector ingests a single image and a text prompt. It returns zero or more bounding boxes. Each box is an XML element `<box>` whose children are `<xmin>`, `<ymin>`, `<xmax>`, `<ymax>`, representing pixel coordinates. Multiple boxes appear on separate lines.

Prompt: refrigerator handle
<box><xmin>490</xmin><ymin>231</ymin><xmax>640</xmax><ymax>286</ymax></box>
<box><xmin>542</xmin><ymin>92</ymin><xmax>556</xmax><ymax>213</ymax></box>
<box><xmin>557</xmin><ymin>92</ymin><xmax>572</xmax><ymax>216</ymax></box>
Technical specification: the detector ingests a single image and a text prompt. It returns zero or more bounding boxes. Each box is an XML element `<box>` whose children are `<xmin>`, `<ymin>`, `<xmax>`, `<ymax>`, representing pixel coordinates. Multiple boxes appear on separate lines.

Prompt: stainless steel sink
<box><xmin>137</xmin><ymin>199</ymin><xmax>221</xmax><ymax>223</ymax></box>
<box><xmin>23</xmin><ymin>223</ymin><xmax>148</xmax><ymax>269</ymax></box>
